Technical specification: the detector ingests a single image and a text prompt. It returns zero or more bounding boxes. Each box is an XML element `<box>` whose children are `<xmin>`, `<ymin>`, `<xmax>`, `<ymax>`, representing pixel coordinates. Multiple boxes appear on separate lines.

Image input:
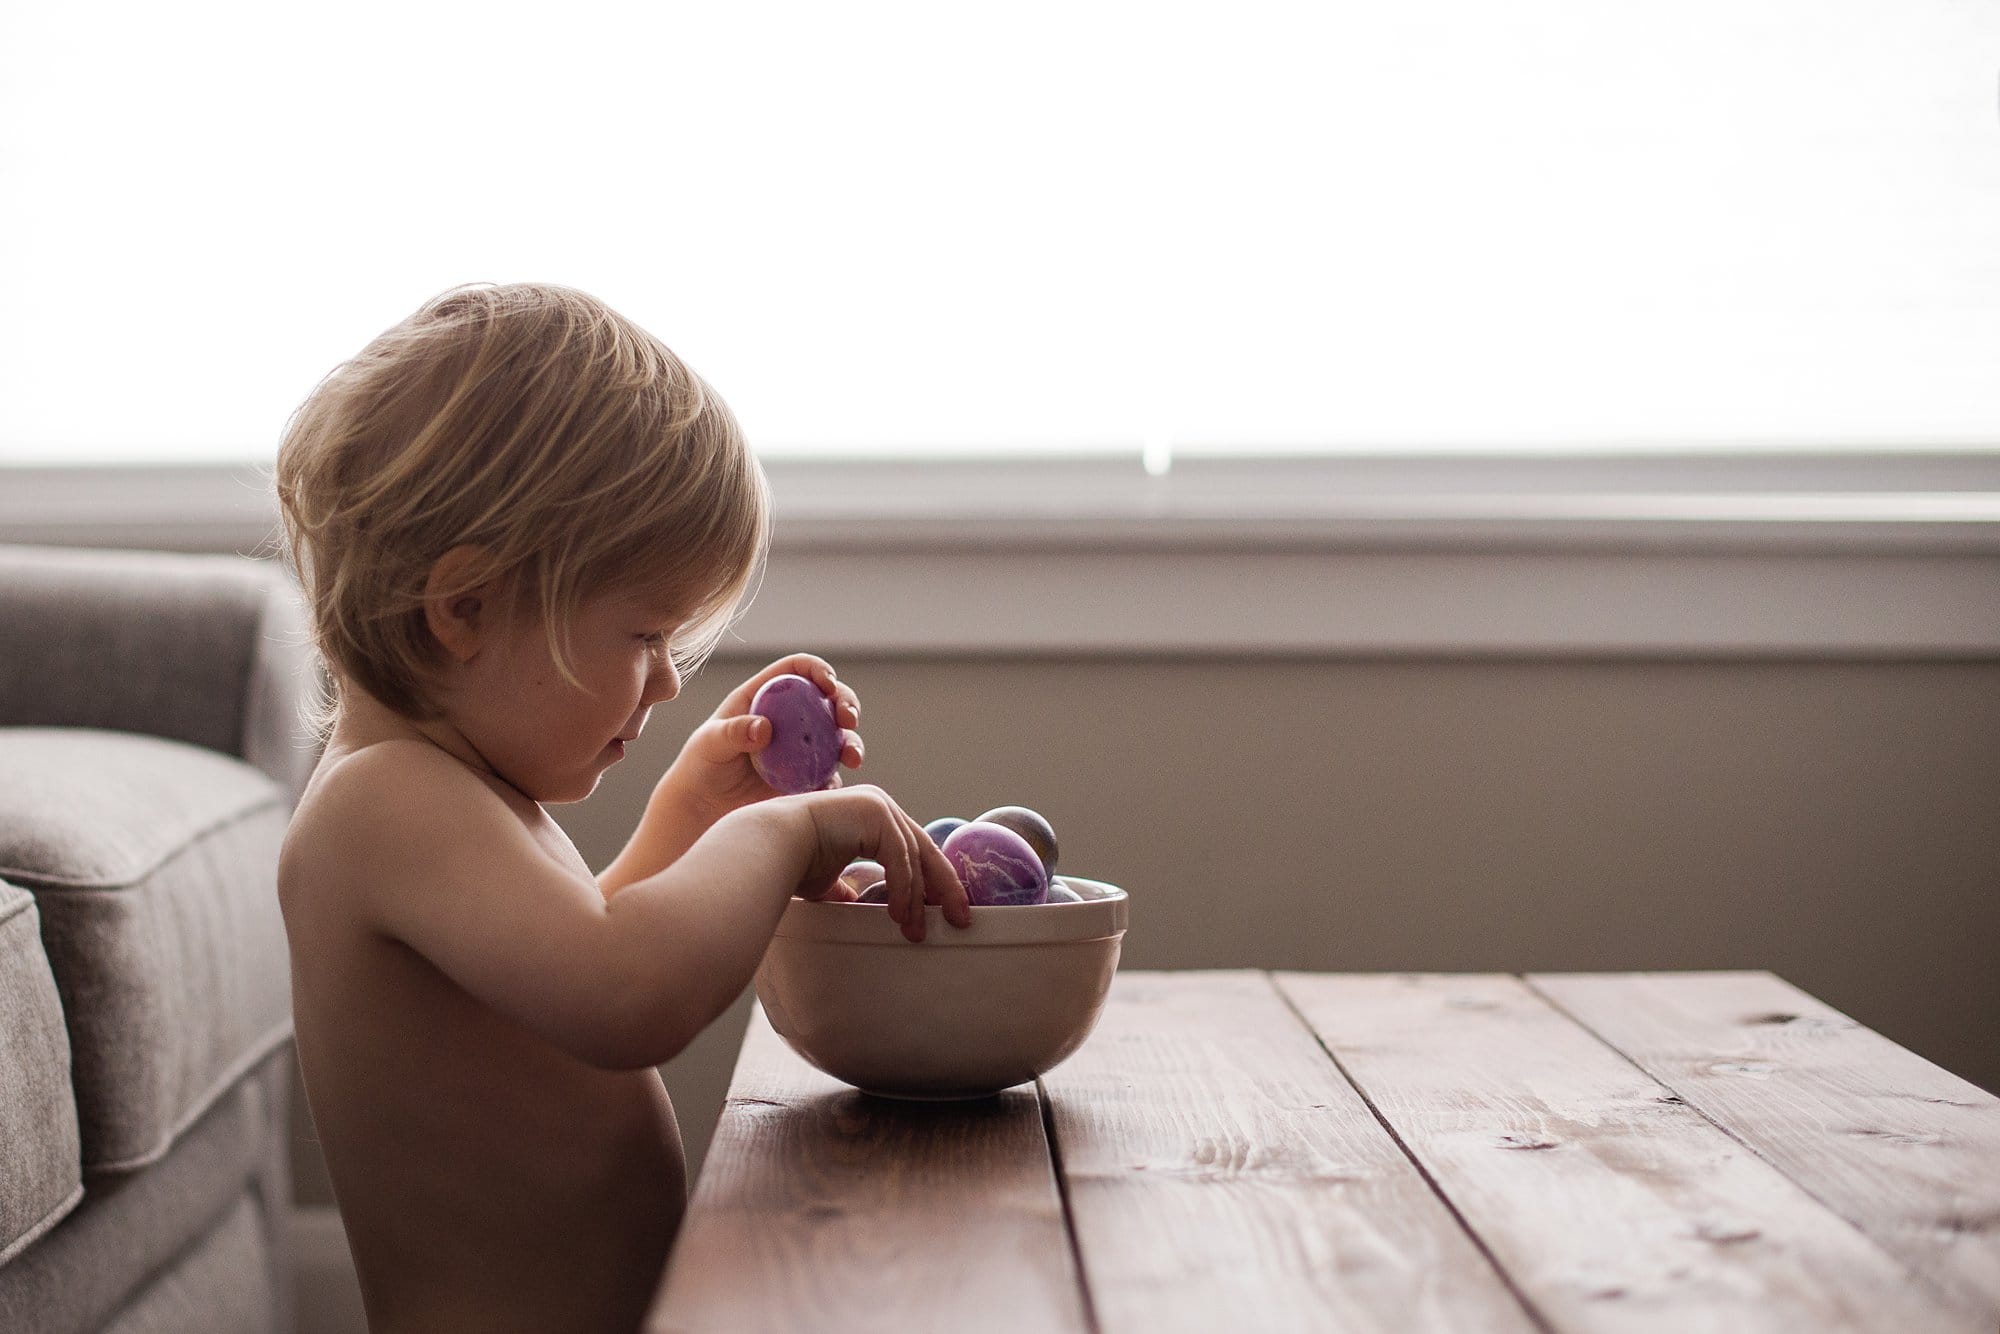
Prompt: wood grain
<box><xmin>1039</xmin><ymin>970</ymin><xmax>1537</xmax><ymax>1332</ymax></box>
<box><xmin>1528</xmin><ymin>970</ymin><xmax>2000</xmax><ymax>1322</ymax></box>
<box><xmin>645</xmin><ymin>1000</ymin><xmax>1089</xmax><ymax>1334</ymax></box>
<box><xmin>1277</xmin><ymin>972</ymin><xmax>1987</xmax><ymax>1333</ymax></box>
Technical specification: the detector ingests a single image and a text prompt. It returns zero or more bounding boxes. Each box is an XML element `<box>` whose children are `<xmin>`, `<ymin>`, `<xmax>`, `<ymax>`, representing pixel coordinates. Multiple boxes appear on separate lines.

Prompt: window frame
<box><xmin>2</xmin><ymin>450</ymin><xmax>1997</xmax><ymax>657</ymax></box>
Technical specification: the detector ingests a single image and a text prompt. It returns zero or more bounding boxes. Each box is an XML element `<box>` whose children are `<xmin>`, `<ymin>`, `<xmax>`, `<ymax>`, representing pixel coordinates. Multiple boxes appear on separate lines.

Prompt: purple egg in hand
<box><xmin>749</xmin><ymin>673</ymin><xmax>841</xmax><ymax>795</ymax></box>
<box><xmin>941</xmin><ymin>821</ymin><xmax>1049</xmax><ymax>906</ymax></box>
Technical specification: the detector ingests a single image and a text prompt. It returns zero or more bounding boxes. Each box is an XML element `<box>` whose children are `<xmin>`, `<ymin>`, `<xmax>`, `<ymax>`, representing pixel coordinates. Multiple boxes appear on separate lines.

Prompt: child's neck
<box><xmin>328</xmin><ymin>685</ymin><xmax>534</xmax><ymax>806</ymax></box>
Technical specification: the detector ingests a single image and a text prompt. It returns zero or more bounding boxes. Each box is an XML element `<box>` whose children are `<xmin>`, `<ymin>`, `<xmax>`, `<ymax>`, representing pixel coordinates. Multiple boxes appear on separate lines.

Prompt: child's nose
<box><xmin>645</xmin><ymin>656</ymin><xmax>681</xmax><ymax>704</ymax></box>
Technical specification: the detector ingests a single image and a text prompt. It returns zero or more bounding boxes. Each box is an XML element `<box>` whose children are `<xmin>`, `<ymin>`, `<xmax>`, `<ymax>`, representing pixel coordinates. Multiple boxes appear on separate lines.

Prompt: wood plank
<box><xmin>1528</xmin><ymin>970</ymin><xmax>2000</xmax><ymax>1322</ymax></box>
<box><xmin>1278</xmin><ymin>972</ymin><xmax>1988</xmax><ymax>1333</ymax></box>
<box><xmin>646</xmin><ymin>1000</ymin><xmax>1089</xmax><ymax>1334</ymax></box>
<box><xmin>1038</xmin><ymin>970</ymin><xmax>1538</xmax><ymax>1332</ymax></box>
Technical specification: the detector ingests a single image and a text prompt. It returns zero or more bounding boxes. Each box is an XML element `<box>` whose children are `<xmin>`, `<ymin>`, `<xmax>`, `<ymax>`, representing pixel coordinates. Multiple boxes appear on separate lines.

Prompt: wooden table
<box><xmin>648</xmin><ymin>970</ymin><xmax>2000</xmax><ymax>1333</ymax></box>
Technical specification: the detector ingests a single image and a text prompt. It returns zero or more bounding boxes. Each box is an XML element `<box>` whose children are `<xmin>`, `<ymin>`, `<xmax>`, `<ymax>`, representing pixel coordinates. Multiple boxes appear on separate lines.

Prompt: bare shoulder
<box><xmin>280</xmin><ymin>739</ymin><xmax>550</xmax><ymax>926</ymax></box>
<box><xmin>289</xmin><ymin>736</ymin><xmax>498</xmax><ymax>843</ymax></box>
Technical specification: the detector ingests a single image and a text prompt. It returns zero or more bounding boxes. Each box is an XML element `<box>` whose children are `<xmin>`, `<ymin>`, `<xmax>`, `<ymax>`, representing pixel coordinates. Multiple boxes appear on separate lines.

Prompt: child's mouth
<box><xmin>607</xmin><ymin>738</ymin><xmax>626</xmax><ymax>759</ymax></box>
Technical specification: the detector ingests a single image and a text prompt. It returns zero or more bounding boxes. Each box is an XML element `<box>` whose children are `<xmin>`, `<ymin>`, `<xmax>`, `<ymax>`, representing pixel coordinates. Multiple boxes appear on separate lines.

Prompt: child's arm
<box><xmin>599</xmin><ymin>654</ymin><xmax>862</xmax><ymax>897</ymax></box>
<box><xmin>315</xmin><ymin>742</ymin><xmax>968</xmax><ymax>1071</ymax></box>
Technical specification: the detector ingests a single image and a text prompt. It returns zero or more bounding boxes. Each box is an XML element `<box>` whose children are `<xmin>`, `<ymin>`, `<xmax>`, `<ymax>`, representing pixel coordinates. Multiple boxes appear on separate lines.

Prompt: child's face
<box><xmin>445</xmin><ymin>585</ymin><xmax>686</xmax><ymax>803</ymax></box>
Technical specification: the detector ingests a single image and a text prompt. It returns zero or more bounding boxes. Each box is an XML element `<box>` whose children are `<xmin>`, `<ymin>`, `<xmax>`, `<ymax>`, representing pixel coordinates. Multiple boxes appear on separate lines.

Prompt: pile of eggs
<box><xmin>841</xmin><ymin>805</ymin><xmax>1080</xmax><ymax>907</ymax></box>
<box><xmin>747</xmin><ymin>674</ymin><xmax>1079</xmax><ymax>909</ymax></box>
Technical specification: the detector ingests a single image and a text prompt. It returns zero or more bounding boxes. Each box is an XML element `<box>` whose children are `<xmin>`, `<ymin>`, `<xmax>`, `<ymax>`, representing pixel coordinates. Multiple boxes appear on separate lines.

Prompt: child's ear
<box><xmin>423</xmin><ymin>544</ymin><xmax>498</xmax><ymax>663</ymax></box>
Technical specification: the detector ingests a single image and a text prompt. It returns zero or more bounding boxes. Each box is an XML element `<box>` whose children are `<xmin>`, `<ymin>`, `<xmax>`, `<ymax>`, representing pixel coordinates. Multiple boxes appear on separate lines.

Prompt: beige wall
<box><xmin>290</xmin><ymin>651</ymin><xmax>2000</xmax><ymax>1203</ymax></box>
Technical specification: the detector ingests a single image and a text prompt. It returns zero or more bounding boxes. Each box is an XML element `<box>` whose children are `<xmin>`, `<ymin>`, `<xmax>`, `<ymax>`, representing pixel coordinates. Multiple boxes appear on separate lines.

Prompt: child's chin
<box><xmin>530</xmin><ymin>770</ymin><xmax>604</xmax><ymax>805</ymax></box>
<box><xmin>560</xmin><ymin>776</ymin><xmax>605</xmax><ymax>803</ymax></box>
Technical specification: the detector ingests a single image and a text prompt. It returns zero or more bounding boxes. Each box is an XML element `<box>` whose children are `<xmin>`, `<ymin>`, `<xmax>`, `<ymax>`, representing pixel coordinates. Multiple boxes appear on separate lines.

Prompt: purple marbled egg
<box><xmin>749</xmin><ymin>674</ymin><xmax>841</xmax><ymax>795</ymax></box>
<box><xmin>856</xmin><ymin>879</ymin><xmax>891</xmax><ymax>904</ymax></box>
<box><xmin>941</xmin><ymin>821</ymin><xmax>1049</xmax><ymax>906</ymax></box>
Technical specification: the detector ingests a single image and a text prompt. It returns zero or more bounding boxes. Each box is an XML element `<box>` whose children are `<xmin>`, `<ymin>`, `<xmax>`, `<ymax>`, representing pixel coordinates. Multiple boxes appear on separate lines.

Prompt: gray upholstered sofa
<box><xmin>0</xmin><ymin>543</ymin><xmax>317</xmax><ymax>1333</ymax></box>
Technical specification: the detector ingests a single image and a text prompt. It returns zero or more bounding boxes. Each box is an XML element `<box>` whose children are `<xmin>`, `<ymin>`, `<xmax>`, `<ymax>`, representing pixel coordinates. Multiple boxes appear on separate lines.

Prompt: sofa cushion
<box><xmin>0</xmin><ymin>1048</ymin><xmax>286</xmax><ymax>1334</ymax></box>
<box><xmin>0</xmin><ymin>728</ymin><xmax>292</xmax><ymax>1175</ymax></box>
<box><xmin>0</xmin><ymin>880</ymin><xmax>83</xmax><ymax>1264</ymax></box>
<box><xmin>100</xmin><ymin>1193</ymin><xmax>274</xmax><ymax>1334</ymax></box>
<box><xmin>0</xmin><ymin>544</ymin><xmax>320</xmax><ymax>803</ymax></box>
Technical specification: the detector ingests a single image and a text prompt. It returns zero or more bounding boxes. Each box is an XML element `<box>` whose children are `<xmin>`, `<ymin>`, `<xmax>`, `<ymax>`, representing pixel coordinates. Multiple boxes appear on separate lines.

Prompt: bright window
<box><xmin>3</xmin><ymin>1</ymin><xmax>1997</xmax><ymax>466</ymax></box>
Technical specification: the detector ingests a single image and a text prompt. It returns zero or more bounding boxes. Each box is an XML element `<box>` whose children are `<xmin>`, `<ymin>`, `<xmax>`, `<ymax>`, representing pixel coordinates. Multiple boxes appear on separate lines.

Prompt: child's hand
<box><xmin>663</xmin><ymin>654</ymin><xmax>862</xmax><ymax>825</ymax></box>
<box><xmin>599</xmin><ymin>655</ymin><xmax>869</xmax><ymax>899</ymax></box>
<box><xmin>790</xmin><ymin>785</ymin><xmax>972</xmax><ymax>942</ymax></box>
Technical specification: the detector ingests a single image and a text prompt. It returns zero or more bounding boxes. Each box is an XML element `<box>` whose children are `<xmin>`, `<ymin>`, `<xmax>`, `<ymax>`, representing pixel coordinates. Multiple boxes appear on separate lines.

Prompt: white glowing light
<box><xmin>1</xmin><ymin>1</ymin><xmax>1997</xmax><ymax>463</ymax></box>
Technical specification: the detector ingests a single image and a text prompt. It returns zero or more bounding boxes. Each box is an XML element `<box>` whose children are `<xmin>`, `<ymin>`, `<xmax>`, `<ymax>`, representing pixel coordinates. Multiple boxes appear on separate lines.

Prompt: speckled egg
<box><xmin>749</xmin><ymin>674</ymin><xmax>841</xmax><ymax>795</ymax></box>
<box><xmin>838</xmin><ymin>860</ymin><xmax>885</xmax><ymax>896</ymax></box>
<box><xmin>923</xmin><ymin>816</ymin><xmax>968</xmax><ymax>847</ymax></box>
<box><xmin>972</xmin><ymin>805</ymin><xmax>1059</xmax><ymax>875</ymax></box>
<box><xmin>941</xmin><ymin>821</ymin><xmax>1049</xmax><ymax>906</ymax></box>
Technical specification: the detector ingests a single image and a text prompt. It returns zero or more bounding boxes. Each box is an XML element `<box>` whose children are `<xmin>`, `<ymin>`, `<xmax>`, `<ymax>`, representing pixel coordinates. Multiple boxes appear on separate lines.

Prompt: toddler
<box><xmin>272</xmin><ymin>282</ymin><xmax>971</xmax><ymax>1334</ymax></box>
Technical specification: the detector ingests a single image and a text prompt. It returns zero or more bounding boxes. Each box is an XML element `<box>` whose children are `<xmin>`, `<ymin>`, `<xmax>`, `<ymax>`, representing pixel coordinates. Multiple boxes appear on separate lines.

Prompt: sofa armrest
<box><xmin>0</xmin><ymin>544</ymin><xmax>320</xmax><ymax>802</ymax></box>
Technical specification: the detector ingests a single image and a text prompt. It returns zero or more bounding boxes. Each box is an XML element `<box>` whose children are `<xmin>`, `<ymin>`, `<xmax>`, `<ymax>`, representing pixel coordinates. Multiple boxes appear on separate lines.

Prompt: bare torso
<box><xmin>282</xmin><ymin>718</ymin><xmax>686</xmax><ymax>1334</ymax></box>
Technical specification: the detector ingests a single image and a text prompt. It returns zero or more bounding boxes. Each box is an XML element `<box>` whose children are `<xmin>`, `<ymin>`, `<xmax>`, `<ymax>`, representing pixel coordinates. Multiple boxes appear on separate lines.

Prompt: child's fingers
<box><xmin>814</xmin><ymin>785</ymin><xmax>927</xmax><ymax>940</ymax></box>
<box><xmin>917</xmin><ymin>821</ymin><xmax>973</xmax><ymax>928</ymax></box>
<box><xmin>715</xmin><ymin>654</ymin><xmax>839</xmax><ymax>719</ymax></box>
<box><xmin>687</xmin><ymin>713</ymin><xmax>769</xmax><ymax>765</ymax></box>
<box><xmin>787</xmin><ymin>657</ymin><xmax>859</xmax><ymax>727</ymax></box>
<box><xmin>885</xmin><ymin>812</ymin><xmax>925</xmax><ymax>943</ymax></box>
<box><xmin>885</xmin><ymin>839</ymin><xmax>913</xmax><ymax>936</ymax></box>
<box><xmin>831</xmin><ymin>683</ymin><xmax>860</xmax><ymax>727</ymax></box>
<box><xmin>888</xmin><ymin>811</ymin><xmax>954</xmax><ymax>940</ymax></box>
<box><xmin>903</xmin><ymin>830</ymin><xmax>929</xmax><ymax>943</ymax></box>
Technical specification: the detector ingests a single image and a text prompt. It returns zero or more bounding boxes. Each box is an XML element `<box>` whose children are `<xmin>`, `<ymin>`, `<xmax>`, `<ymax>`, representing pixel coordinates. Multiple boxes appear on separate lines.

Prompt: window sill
<box><xmin>3</xmin><ymin>453</ymin><xmax>1998</xmax><ymax>658</ymax></box>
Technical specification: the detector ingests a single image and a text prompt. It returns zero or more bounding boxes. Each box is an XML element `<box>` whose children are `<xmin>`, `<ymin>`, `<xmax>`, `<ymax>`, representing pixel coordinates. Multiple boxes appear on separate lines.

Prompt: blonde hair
<box><xmin>272</xmin><ymin>282</ymin><xmax>769</xmax><ymax>736</ymax></box>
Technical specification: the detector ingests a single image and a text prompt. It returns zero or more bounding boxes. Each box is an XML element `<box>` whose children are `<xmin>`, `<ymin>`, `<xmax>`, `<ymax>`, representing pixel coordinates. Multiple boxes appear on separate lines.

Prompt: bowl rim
<box><xmin>773</xmin><ymin>874</ymin><xmax>1128</xmax><ymax>946</ymax></box>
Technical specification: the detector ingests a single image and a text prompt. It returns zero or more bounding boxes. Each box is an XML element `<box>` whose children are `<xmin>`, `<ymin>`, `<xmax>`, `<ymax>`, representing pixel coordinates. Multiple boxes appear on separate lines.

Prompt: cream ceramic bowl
<box><xmin>753</xmin><ymin>875</ymin><xmax>1129</xmax><ymax>1100</ymax></box>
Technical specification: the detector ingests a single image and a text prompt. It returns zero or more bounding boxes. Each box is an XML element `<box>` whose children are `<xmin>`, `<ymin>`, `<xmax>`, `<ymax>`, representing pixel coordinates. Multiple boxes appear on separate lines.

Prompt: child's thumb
<box><xmin>688</xmin><ymin>714</ymin><xmax>767</xmax><ymax>763</ymax></box>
